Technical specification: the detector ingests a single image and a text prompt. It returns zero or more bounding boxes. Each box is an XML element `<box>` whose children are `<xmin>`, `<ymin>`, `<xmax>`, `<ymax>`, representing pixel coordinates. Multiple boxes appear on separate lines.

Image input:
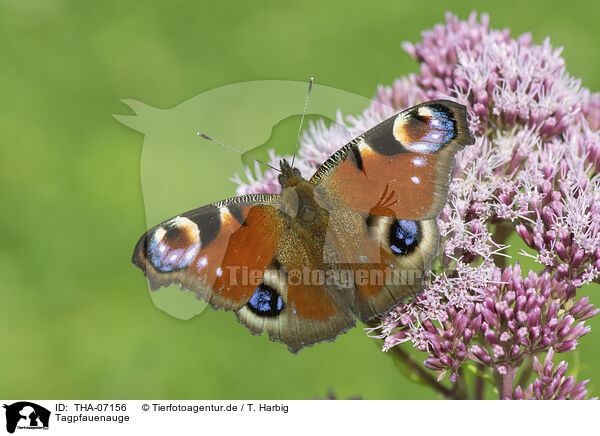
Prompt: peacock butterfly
<box><xmin>132</xmin><ymin>99</ymin><xmax>474</xmax><ymax>352</ymax></box>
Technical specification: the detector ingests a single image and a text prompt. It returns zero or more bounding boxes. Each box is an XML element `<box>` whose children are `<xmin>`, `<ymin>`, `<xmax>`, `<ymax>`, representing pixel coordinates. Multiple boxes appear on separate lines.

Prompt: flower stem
<box><xmin>492</xmin><ymin>222</ymin><xmax>513</xmax><ymax>269</ymax></box>
<box><xmin>501</xmin><ymin>366</ymin><xmax>518</xmax><ymax>400</ymax></box>
<box><xmin>388</xmin><ymin>345</ymin><xmax>457</xmax><ymax>399</ymax></box>
<box><xmin>366</xmin><ymin>319</ymin><xmax>467</xmax><ymax>399</ymax></box>
<box><xmin>474</xmin><ymin>364</ymin><xmax>485</xmax><ymax>400</ymax></box>
<box><xmin>516</xmin><ymin>357</ymin><xmax>533</xmax><ymax>391</ymax></box>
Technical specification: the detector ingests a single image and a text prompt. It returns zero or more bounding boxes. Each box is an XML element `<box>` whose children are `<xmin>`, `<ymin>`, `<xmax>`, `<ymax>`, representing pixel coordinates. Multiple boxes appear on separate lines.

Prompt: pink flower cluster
<box><xmin>513</xmin><ymin>348</ymin><xmax>594</xmax><ymax>400</ymax></box>
<box><xmin>232</xmin><ymin>12</ymin><xmax>600</xmax><ymax>399</ymax></box>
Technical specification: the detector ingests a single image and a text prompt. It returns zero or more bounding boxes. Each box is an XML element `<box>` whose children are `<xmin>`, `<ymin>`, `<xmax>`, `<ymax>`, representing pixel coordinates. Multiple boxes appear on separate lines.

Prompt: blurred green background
<box><xmin>1</xmin><ymin>0</ymin><xmax>600</xmax><ymax>399</ymax></box>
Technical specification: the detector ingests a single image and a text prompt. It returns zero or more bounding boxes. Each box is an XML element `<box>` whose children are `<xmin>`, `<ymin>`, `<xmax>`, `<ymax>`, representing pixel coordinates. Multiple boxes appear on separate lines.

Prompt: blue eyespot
<box><xmin>425</xmin><ymin>106</ymin><xmax>456</xmax><ymax>145</ymax></box>
<box><xmin>148</xmin><ymin>219</ymin><xmax>200</xmax><ymax>272</ymax></box>
<box><xmin>247</xmin><ymin>284</ymin><xmax>284</xmax><ymax>317</ymax></box>
<box><xmin>405</xmin><ymin>105</ymin><xmax>456</xmax><ymax>152</ymax></box>
<box><xmin>389</xmin><ymin>219</ymin><xmax>421</xmax><ymax>255</ymax></box>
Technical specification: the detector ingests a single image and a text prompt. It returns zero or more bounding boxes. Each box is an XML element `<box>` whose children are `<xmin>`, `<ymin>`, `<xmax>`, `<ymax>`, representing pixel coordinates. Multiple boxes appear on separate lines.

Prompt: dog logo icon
<box><xmin>3</xmin><ymin>402</ymin><xmax>50</xmax><ymax>434</ymax></box>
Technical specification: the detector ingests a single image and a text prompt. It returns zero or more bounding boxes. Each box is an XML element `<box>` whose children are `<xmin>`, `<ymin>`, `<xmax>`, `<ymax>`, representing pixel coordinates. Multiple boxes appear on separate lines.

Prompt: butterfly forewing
<box><xmin>311</xmin><ymin>100</ymin><xmax>474</xmax><ymax>220</ymax></box>
<box><xmin>132</xmin><ymin>194</ymin><xmax>283</xmax><ymax>310</ymax></box>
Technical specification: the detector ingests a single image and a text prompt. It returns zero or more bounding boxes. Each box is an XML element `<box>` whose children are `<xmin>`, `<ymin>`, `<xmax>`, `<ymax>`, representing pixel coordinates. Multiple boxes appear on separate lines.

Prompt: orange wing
<box><xmin>311</xmin><ymin>100</ymin><xmax>474</xmax><ymax>220</ymax></box>
<box><xmin>132</xmin><ymin>194</ymin><xmax>283</xmax><ymax>311</ymax></box>
<box><xmin>311</xmin><ymin>100</ymin><xmax>473</xmax><ymax>320</ymax></box>
<box><xmin>132</xmin><ymin>193</ymin><xmax>355</xmax><ymax>353</ymax></box>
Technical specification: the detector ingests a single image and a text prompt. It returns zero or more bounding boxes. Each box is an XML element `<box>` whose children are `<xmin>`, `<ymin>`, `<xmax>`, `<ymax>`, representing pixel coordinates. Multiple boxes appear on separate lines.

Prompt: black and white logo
<box><xmin>3</xmin><ymin>402</ymin><xmax>50</xmax><ymax>434</ymax></box>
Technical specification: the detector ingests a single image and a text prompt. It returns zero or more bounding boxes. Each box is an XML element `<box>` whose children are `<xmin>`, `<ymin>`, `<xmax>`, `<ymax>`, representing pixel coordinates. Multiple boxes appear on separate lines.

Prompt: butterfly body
<box><xmin>132</xmin><ymin>100</ymin><xmax>474</xmax><ymax>352</ymax></box>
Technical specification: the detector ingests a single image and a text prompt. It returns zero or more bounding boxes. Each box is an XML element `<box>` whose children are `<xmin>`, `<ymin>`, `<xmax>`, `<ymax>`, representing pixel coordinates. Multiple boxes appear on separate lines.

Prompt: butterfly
<box><xmin>132</xmin><ymin>99</ymin><xmax>474</xmax><ymax>353</ymax></box>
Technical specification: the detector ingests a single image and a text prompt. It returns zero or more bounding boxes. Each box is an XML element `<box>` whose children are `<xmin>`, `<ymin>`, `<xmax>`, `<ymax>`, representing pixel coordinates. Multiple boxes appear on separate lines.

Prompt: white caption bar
<box><xmin>0</xmin><ymin>400</ymin><xmax>594</xmax><ymax>436</ymax></box>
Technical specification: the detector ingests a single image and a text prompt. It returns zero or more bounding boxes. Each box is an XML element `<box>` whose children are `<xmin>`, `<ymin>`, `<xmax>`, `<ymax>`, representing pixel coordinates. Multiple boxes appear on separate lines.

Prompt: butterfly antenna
<box><xmin>291</xmin><ymin>76</ymin><xmax>314</xmax><ymax>169</ymax></box>
<box><xmin>197</xmin><ymin>132</ymin><xmax>281</xmax><ymax>173</ymax></box>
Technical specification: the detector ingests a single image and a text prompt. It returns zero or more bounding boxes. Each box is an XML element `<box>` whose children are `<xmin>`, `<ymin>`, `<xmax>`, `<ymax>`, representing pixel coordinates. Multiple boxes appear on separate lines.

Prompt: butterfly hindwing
<box><xmin>235</xmin><ymin>257</ymin><xmax>355</xmax><ymax>353</ymax></box>
<box><xmin>234</xmin><ymin>189</ymin><xmax>356</xmax><ymax>353</ymax></box>
<box><xmin>350</xmin><ymin>215</ymin><xmax>440</xmax><ymax>321</ymax></box>
<box><xmin>317</xmin><ymin>198</ymin><xmax>440</xmax><ymax>322</ymax></box>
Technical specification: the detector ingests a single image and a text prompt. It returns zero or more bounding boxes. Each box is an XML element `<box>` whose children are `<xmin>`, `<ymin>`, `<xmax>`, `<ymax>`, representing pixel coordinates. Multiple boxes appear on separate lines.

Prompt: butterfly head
<box><xmin>278</xmin><ymin>159</ymin><xmax>303</xmax><ymax>188</ymax></box>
